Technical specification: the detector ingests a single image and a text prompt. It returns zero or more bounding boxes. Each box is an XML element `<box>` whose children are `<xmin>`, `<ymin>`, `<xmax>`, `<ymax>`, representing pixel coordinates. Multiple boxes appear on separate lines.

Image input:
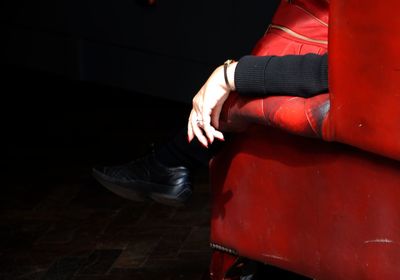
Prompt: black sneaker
<box><xmin>92</xmin><ymin>153</ymin><xmax>193</xmax><ymax>207</ymax></box>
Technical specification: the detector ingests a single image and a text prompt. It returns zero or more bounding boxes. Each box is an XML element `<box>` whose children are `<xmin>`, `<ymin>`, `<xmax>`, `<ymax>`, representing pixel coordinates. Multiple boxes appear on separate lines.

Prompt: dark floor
<box><xmin>1</xmin><ymin>159</ymin><xmax>212</xmax><ymax>280</ymax></box>
<box><xmin>1</xmin><ymin>67</ymin><xmax>310</xmax><ymax>280</ymax></box>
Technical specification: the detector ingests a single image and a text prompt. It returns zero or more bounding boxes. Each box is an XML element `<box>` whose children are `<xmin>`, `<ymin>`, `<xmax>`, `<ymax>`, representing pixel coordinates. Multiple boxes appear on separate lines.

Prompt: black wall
<box><xmin>2</xmin><ymin>0</ymin><xmax>279</xmax><ymax>103</ymax></box>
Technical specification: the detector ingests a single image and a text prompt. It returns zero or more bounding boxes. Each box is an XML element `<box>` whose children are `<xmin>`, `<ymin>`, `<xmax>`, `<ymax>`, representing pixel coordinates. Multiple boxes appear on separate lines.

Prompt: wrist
<box><xmin>223</xmin><ymin>59</ymin><xmax>237</xmax><ymax>91</ymax></box>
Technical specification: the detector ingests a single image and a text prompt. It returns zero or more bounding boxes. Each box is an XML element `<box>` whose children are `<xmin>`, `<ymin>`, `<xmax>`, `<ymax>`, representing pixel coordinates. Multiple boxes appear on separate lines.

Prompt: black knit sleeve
<box><xmin>234</xmin><ymin>53</ymin><xmax>328</xmax><ymax>98</ymax></box>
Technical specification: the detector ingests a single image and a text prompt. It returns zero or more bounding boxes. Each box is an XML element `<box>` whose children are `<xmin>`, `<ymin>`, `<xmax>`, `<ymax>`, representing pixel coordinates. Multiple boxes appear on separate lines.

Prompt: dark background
<box><xmin>2</xmin><ymin>0</ymin><xmax>279</xmax><ymax>102</ymax></box>
<box><xmin>0</xmin><ymin>1</ymin><xmax>315</xmax><ymax>279</ymax></box>
<box><xmin>2</xmin><ymin>0</ymin><xmax>279</xmax><ymax>161</ymax></box>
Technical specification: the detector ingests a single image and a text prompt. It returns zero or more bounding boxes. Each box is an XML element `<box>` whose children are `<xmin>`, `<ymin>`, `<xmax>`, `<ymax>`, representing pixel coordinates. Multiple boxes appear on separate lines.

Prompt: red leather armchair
<box><xmin>209</xmin><ymin>0</ymin><xmax>400</xmax><ymax>279</ymax></box>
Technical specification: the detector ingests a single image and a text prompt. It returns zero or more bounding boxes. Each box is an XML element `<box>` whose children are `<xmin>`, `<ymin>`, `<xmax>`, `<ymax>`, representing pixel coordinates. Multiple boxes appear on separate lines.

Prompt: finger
<box><xmin>212</xmin><ymin>129</ymin><xmax>225</xmax><ymax>141</ymax></box>
<box><xmin>188</xmin><ymin>122</ymin><xmax>194</xmax><ymax>143</ymax></box>
<box><xmin>202</xmin><ymin>123</ymin><xmax>214</xmax><ymax>144</ymax></box>
<box><xmin>201</xmin><ymin>112</ymin><xmax>214</xmax><ymax>144</ymax></box>
<box><xmin>205</xmin><ymin>125</ymin><xmax>225</xmax><ymax>142</ymax></box>
<box><xmin>191</xmin><ymin>115</ymin><xmax>208</xmax><ymax>148</ymax></box>
<box><xmin>187</xmin><ymin>111</ymin><xmax>195</xmax><ymax>142</ymax></box>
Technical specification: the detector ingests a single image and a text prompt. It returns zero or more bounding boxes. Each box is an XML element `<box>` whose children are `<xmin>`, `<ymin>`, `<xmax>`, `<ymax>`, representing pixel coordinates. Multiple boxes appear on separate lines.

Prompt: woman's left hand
<box><xmin>187</xmin><ymin>62</ymin><xmax>237</xmax><ymax>147</ymax></box>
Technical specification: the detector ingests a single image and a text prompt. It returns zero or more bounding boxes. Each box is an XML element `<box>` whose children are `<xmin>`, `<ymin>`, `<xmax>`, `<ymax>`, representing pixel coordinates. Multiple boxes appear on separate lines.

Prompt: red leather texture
<box><xmin>329</xmin><ymin>0</ymin><xmax>400</xmax><ymax>160</ymax></box>
<box><xmin>211</xmin><ymin>128</ymin><xmax>400</xmax><ymax>279</ymax></box>
<box><xmin>210</xmin><ymin>0</ymin><xmax>400</xmax><ymax>279</ymax></box>
<box><xmin>252</xmin><ymin>0</ymin><xmax>328</xmax><ymax>57</ymax></box>
<box><xmin>220</xmin><ymin>92</ymin><xmax>330</xmax><ymax>138</ymax></box>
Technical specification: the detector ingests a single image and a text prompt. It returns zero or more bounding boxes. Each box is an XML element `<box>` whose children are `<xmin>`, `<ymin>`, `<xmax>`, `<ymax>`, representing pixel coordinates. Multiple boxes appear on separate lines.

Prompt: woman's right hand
<box><xmin>187</xmin><ymin>61</ymin><xmax>237</xmax><ymax>147</ymax></box>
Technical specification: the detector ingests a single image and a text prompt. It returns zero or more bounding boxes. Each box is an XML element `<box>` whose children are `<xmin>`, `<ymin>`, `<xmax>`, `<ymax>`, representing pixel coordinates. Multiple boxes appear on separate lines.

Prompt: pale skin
<box><xmin>187</xmin><ymin>61</ymin><xmax>238</xmax><ymax>147</ymax></box>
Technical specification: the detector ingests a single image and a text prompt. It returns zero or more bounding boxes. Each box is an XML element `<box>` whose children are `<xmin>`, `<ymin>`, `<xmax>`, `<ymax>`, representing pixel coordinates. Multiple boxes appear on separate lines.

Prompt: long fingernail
<box><xmin>200</xmin><ymin>142</ymin><xmax>208</xmax><ymax>148</ymax></box>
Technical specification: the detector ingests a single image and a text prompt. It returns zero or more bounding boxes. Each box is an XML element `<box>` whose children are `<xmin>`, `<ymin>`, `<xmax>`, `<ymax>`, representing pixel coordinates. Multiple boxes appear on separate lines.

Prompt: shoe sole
<box><xmin>92</xmin><ymin>169</ymin><xmax>147</xmax><ymax>202</ymax></box>
<box><xmin>92</xmin><ymin>169</ymin><xmax>192</xmax><ymax>207</ymax></box>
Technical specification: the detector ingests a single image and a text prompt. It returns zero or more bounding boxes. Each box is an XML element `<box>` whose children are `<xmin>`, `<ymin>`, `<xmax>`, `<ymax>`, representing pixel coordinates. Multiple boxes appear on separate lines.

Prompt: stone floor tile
<box><xmin>167</xmin><ymin>271</ymin><xmax>207</xmax><ymax>280</ymax></box>
<box><xmin>33</xmin><ymin>236</ymin><xmax>97</xmax><ymax>257</ymax></box>
<box><xmin>148</xmin><ymin>227</ymin><xmax>192</xmax><ymax>258</ymax></box>
<box><xmin>106</xmin><ymin>268</ymin><xmax>174</xmax><ymax>280</ymax></box>
<box><xmin>74</xmin><ymin>211</ymin><xmax>118</xmax><ymax>238</ymax></box>
<box><xmin>0</xmin><ymin>266</ymin><xmax>47</xmax><ymax>280</ymax></box>
<box><xmin>70</xmin><ymin>276</ymin><xmax>110</xmax><ymax>280</ymax></box>
<box><xmin>104</xmin><ymin>203</ymin><xmax>150</xmax><ymax>229</ymax></box>
<box><xmin>69</xmin><ymin>180</ymin><xmax>129</xmax><ymax>212</ymax></box>
<box><xmin>111</xmin><ymin>229</ymin><xmax>163</xmax><ymax>269</ymax></box>
<box><xmin>134</xmin><ymin>202</ymin><xmax>178</xmax><ymax>227</ymax></box>
<box><xmin>142</xmin><ymin>257</ymin><xmax>209</xmax><ymax>275</ymax></box>
<box><xmin>112</xmin><ymin>253</ymin><xmax>147</xmax><ymax>270</ymax></box>
<box><xmin>33</xmin><ymin>183</ymin><xmax>81</xmax><ymax>212</ymax></box>
<box><xmin>97</xmin><ymin>225</ymin><xmax>163</xmax><ymax>250</ymax></box>
<box><xmin>78</xmin><ymin>249</ymin><xmax>121</xmax><ymax>275</ymax></box>
<box><xmin>180</xmin><ymin>226</ymin><xmax>211</xmax><ymax>252</ymax></box>
<box><xmin>0</xmin><ymin>182</ymin><xmax>48</xmax><ymax>211</ymax></box>
<box><xmin>33</xmin><ymin>212</ymin><xmax>117</xmax><ymax>257</ymax></box>
<box><xmin>42</xmin><ymin>257</ymin><xmax>86</xmax><ymax>280</ymax></box>
<box><xmin>0</xmin><ymin>221</ymin><xmax>49</xmax><ymax>254</ymax></box>
<box><xmin>177</xmin><ymin>251</ymin><xmax>212</xmax><ymax>264</ymax></box>
<box><xmin>169</xmin><ymin>208</ymin><xmax>210</xmax><ymax>227</ymax></box>
<box><xmin>35</xmin><ymin>221</ymin><xmax>79</xmax><ymax>244</ymax></box>
<box><xmin>180</xmin><ymin>192</ymin><xmax>210</xmax><ymax>212</ymax></box>
<box><xmin>0</xmin><ymin>250</ymin><xmax>58</xmax><ymax>270</ymax></box>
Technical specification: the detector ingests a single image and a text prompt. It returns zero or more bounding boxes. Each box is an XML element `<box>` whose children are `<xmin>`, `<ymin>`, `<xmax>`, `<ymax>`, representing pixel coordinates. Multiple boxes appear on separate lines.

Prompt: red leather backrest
<box><xmin>329</xmin><ymin>0</ymin><xmax>400</xmax><ymax>160</ymax></box>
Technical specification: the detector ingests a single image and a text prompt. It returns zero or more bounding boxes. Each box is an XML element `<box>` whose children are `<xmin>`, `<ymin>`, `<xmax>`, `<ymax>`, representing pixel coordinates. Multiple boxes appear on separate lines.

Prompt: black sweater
<box><xmin>235</xmin><ymin>53</ymin><xmax>328</xmax><ymax>97</ymax></box>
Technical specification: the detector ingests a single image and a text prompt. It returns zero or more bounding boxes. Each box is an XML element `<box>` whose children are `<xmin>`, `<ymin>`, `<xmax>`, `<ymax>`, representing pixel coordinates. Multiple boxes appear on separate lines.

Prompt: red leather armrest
<box><xmin>219</xmin><ymin>92</ymin><xmax>332</xmax><ymax>140</ymax></box>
